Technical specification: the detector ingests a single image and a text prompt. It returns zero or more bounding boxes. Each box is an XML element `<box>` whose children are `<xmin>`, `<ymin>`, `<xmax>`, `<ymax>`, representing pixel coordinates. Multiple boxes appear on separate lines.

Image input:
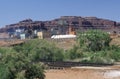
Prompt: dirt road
<box><xmin>45</xmin><ymin>66</ymin><xmax>120</xmax><ymax>79</ymax></box>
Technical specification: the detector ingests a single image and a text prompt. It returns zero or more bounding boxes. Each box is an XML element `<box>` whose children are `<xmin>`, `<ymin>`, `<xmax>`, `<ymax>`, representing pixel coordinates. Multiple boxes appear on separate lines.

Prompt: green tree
<box><xmin>14</xmin><ymin>39</ymin><xmax>64</xmax><ymax>62</ymax></box>
<box><xmin>67</xmin><ymin>45</ymin><xmax>83</xmax><ymax>60</ymax></box>
<box><xmin>77</xmin><ymin>30</ymin><xmax>111</xmax><ymax>51</ymax></box>
<box><xmin>25</xmin><ymin>63</ymin><xmax>45</xmax><ymax>79</ymax></box>
<box><xmin>0</xmin><ymin>47</ymin><xmax>45</xmax><ymax>79</ymax></box>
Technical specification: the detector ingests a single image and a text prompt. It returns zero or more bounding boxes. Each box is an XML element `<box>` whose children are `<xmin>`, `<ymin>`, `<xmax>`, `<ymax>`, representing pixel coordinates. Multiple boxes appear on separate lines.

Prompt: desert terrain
<box><xmin>45</xmin><ymin>65</ymin><xmax>120</xmax><ymax>79</ymax></box>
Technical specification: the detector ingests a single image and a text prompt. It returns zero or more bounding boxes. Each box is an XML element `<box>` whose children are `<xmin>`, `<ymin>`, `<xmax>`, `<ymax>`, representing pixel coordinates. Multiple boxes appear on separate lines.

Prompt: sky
<box><xmin>0</xmin><ymin>0</ymin><xmax>120</xmax><ymax>27</ymax></box>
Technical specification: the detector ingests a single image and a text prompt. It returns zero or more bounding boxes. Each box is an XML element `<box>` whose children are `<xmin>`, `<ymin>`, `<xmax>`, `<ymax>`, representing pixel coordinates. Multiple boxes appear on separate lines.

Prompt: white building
<box><xmin>51</xmin><ymin>34</ymin><xmax>76</xmax><ymax>39</ymax></box>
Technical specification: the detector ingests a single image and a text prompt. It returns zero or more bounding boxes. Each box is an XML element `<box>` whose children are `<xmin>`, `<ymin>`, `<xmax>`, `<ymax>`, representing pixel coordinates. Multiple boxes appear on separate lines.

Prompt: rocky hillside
<box><xmin>0</xmin><ymin>16</ymin><xmax>120</xmax><ymax>36</ymax></box>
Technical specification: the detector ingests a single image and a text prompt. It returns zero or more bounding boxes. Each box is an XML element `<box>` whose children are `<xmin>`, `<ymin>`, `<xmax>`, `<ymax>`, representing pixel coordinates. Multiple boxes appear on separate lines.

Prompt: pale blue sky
<box><xmin>0</xmin><ymin>0</ymin><xmax>120</xmax><ymax>27</ymax></box>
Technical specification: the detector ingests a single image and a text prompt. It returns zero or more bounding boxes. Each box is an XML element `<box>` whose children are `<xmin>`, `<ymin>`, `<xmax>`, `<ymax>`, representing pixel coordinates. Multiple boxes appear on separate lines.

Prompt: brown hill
<box><xmin>0</xmin><ymin>16</ymin><xmax>120</xmax><ymax>37</ymax></box>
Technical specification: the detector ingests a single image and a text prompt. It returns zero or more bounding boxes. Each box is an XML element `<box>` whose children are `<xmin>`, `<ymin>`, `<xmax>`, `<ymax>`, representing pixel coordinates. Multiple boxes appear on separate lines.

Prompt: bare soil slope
<box><xmin>45</xmin><ymin>66</ymin><xmax>120</xmax><ymax>79</ymax></box>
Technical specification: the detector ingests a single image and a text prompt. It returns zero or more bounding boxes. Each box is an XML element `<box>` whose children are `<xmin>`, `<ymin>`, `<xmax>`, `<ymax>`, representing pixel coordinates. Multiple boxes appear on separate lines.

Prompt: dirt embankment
<box><xmin>45</xmin><ymin>66</ymin><xmax>120</xmax><ymax>79</ymax></box>
<box><xmin>0</xmin><ymin>39</ymin><xmax>24</xmax><ymax>47</ymax></box>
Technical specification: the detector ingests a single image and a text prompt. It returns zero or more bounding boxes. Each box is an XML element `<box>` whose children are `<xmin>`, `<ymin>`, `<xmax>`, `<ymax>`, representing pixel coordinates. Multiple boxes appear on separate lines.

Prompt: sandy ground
<box><xmin>0</xmin><ymin>40</ymin><xmax>24</xmax><ymax>46</ymax></box>
<box><xmin>45</xmin><ymin>66</ymin><xmax>120</xmax><ymax>79</ymax></box>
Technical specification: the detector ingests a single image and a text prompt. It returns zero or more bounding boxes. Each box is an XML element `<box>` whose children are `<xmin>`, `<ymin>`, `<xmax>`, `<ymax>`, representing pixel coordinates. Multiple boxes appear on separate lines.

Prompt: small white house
<box><xmin>20</xmin><ymin>34</ymin><xmax>25</xmax><ymax>39</ymax></box>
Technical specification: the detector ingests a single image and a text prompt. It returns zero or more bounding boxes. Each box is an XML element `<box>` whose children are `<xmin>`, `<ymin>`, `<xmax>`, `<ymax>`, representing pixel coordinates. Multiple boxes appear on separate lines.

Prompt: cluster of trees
<box><xmin>0</xmin><ymin>30</ymin><xmax>120</xmax><ymax>79</ymax></box>
<box><xmin>0</xmin><ymin>47</ymin><xmax>45</xmax><ymax>79</ymax></box>
<box><xmin>77</xmin><ymin>30</ymin><xmax>111</xmax><ymax>51</ymax></box>
<box><xmin>0</xmin><ymin>39</ymin><xmax>65</xmax><ymax>79</ymax></box>
<box><xmin>68</xmin><ymin>30</ymin><xmax>120</xmax><ymax>64</ymax></box>
<box><xmin>13</xmin><ymin>39</ymin><xmax>65</xmax><ymax>62</ymax></box>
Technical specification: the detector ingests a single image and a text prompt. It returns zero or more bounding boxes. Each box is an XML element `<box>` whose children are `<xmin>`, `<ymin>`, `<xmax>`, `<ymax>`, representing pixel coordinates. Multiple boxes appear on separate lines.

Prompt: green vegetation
<box><xmin>13</xmin><ymin>39</ymin><xmax>64</xmax><ymax>62</ymax></box>
<box><xmin>77</xmin><ymin>30</ymin><xmax>111</xmax><ymax>51</ymax></box>
<box><xmin>0</xmin><ymin>39</ymin><xmax>65</xmax><ymax>79</ymax></box>
<box><xmin>0</xmin><ymin>30</ymin><xmax>120</xmax><ymax>79</ymax></box>
<box><xmin>0</xmin><ymin>47</ymin><xmax>45</xmax><ymax>79</ymax></box>
<box><xmin>67</xmin><ymin>30</ymin><xmax>120</xmax><ymax>64</ymax></box>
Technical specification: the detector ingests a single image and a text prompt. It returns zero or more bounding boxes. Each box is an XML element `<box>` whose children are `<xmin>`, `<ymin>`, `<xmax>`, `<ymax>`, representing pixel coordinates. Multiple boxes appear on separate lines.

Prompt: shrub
<box><xmin>77</xmin><ymin>30</ymin><xmax>111</xmax><ymax>51</ymax></box>
<box><xmin>14</xmin><ymin>39</ymin><xmax>65</xmax><ymax>62</ymax></box>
